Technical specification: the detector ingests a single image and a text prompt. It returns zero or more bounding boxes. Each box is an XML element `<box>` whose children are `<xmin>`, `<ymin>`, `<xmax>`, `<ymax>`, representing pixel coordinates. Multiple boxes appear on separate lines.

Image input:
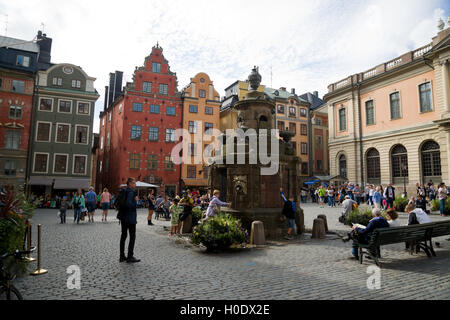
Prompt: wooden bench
<box><xmin>355</xmin><ymin>220</ymin><xmax>450</xmax><ymax>267</ymax></box>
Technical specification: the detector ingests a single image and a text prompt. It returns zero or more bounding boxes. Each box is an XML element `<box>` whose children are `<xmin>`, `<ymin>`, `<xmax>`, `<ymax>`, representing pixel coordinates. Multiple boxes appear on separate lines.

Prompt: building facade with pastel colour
<box><xmin>97</xmin><ymin>44</ymin><xmax>182</xmax><ymax>197</ymax></box>
<box><xmin>27</xmin><ymin>63</ymin><xmax>99</xmax><ymax>196</ymax></box>
<box><xmin>181</xmin><ymin>72</ymin><xmax>220</xmax><ymax>191</ymax></box>
<box><xmin>0</xmin><ymin>35</ymin><xmax>39</xmax><ymax>188</ymax></box>
<box><xmin>323</xmin><ymin>27</ymin><xmax>450</xmax><ymax>194</ymax></box>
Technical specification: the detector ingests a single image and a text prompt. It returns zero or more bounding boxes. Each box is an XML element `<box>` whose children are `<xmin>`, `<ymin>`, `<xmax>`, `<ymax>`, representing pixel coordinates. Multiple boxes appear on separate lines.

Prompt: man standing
<box><xmin>280</xmin><ymin>187</ymin><xmax>296</xmax><ymax>240</ymax></box>
<box><xmin>384</xmin><ymin>183</ymin><xmax>396</xmax><ymax>210</ymax></box>
<box><xmin>85</xmin><ymin>186</ymin><xmax>97</xmax><ymax>222</ymax></box>
<box><xmin>118</xmin><ymin>177</ymin><xmax>140</xmax><ymax>263</ymax></box>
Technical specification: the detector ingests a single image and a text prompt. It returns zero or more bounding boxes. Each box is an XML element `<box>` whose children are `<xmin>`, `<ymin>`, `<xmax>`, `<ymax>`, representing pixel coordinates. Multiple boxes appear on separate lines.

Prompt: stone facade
<box><xmin>324</xmin><ymin>28</ymin><xmax>450</xmax><ymax>194</ymax></box>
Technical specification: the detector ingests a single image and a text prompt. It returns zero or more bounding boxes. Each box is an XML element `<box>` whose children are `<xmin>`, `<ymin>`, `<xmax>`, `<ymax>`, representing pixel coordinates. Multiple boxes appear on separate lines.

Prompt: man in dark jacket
<box><xmin>280</xmin><ymin>187</ymin><xmax>296</xmax><ymax>240</ymax></box>
<box><xmin>119</xmin><ymin>177</ymin><xmax>140</xmax><ymax>263</ymax></box>
<box><xmin>384</xmin><ymin>183</ymin><xmax>396</xmax><ymax>210</ymax></box>
<box><xmin>343</xmin><ymin>208</ymin><xmax>389</xmax><ymax>259</ymax></box>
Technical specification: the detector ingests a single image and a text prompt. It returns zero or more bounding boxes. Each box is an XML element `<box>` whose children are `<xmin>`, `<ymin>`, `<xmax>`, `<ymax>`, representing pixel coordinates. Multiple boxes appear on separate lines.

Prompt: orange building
<box><xmin>181</xmin><ymin>72</ymin><xmax>221</xmax><ymax>191</ymax></box>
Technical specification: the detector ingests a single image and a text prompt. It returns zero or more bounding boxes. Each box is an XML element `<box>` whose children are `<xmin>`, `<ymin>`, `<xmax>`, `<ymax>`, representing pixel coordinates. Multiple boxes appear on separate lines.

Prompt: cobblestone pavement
<box><xmin>14</xmin><ymin>204</ymin><xmax>450</xmax><ymax>300</ymax></box>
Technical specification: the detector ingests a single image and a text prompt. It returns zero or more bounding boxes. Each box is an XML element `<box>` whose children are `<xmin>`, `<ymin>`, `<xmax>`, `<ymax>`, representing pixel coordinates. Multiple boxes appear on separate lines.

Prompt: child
<box><xmin>169</xmin><ymin>198</ymin><xmax>182</xmax><ymax>236</ymax></box>
<box><xmin>59</xmin><ymin>196</ymin><xmax>68</xmax><ymax>224</ymax></box>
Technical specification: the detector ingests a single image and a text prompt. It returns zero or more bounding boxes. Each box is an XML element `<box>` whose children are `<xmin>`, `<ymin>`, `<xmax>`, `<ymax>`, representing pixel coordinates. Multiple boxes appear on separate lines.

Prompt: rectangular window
<box><xmin>149</xmin><ymin>127</ymin><xmax>159</xmax><ymax>141</ymax></box>
<box><xmin>56</xmin><ymin>124</ymin><xmax>70</xmax><ymax>143</ymax></box>
<box><xmin>390</xmin><ymin>92</ymin><xmax>401</xmax><ymax>119</ymax></box>
<box><xmin>106</xmin><ymin>132</ymin><xmax>110</xmax><ymax>146</ymax></box>
<box><xmin>365</xmin><ymin>100</ymin><xmax>375</xmax><ymax>125</ymax></box>
<box><xmin>36</xmin><ymin>122</ymin><xmax>51</xmax><ymax>142</ymax></box>
<box><xmin>166</xmin><ymin>106</ymin><xmax>176</xmax><ymax>115</ymax></box>
<box><xmin>54</xmin><ymin>154</ymin><xmax>68</xmax><ymax>173</ymax></box>
<box><xmin>188</xmin><ymin>121</ymin><xmax>197</xmax><ymax>134</ymax></box>
<box><xmin>316</xmin><ymin>136</ymin><xmax>323</xmax><ymax>149</ymax></box>
<box><xmin>339</xmin><ymin>108</ymin><xmax>346</xmax><ymax>131</ymax></box>
<box><xmin>205</xmin><ymin>122</ymin><xmax>213</xmax><ymax>133</ymax></box>
<box><xmin>316</xmin><ymin>118</ymin><xmax>322</xmax><ymax>126</ymax></box>
<box><xmin>278</xmin><ymin>121</ymin><xmax>285</xmax><ymax>131</ymax></box>
<box><xmin>205</xmin><ymin>107</ymin><xmax>213</xmax><ymax>115</ymax></box>
<box><xmin>34</xmin><ymin>153</ymin><xmax>48</xmax><ymax>173</ymax></box>
<box><xmin>300</xmin><ymin>124</ymin><xmax>307</xmax><ymax>136</ymax></box>
<box><xmin>164</xmin><ymin>156</ymin><xmax>174</xmax><ymax>169</ymax></box>
<box><xmin>188</xmin><ymin>143</ymin><xmax>197</xmax><ymax>156</ymax></box>
<box><xmin>289</xmin><ymin>106</ymin><xmax>296</xmax><ymax>117</ymax></box>
<box><xmin>71</xmin><ymin>80</ymin><xmax>81</xmax><ymax>88</ymax></box>
<box><xmin>301</xmin><ymin>162</ymin><xmax>308</xmax><ymax>175</ymax></box>
<box><xmin>77</xmin><ymin>102</ymin><xmax>90</xmax><ymax>115</ymax></box>
<box><xmin>419</xmin><ymin>82</ymin><xmax>432</xmax><ymax>112</ymax></box>
<box><xmin>317</xmin><ymin>160</ymin><xmax>323</xmax><ymax>171</ymax></box>
<box><xmin>9</xmin><ymin>106</ymin><xmax>22</xmax><ymax>119</ymax></box>
<box><xmin>147</xmin><ymin>155</ymin><xmax>158</xmax><ymax>170</ymax></box>
<box><xmin>75</xmin><ymin>125</ymin><xmax>88</xmax><ymax>144</ymax></box>
<box><xmin>108</xmin><ymin>113</ymin><xmax>111</xmax><ymax>122</ymax></box>
<box><xmin>5</xmin><ymin>129</ymin><xmax>21</xmax><ymax>149</ymax></box>
<box><xmin>277</xmin><ymin>105</ymin><xmax>285</xmax><ymax>114</ymax></box>
<box><xmin>143</xmin><ymin>81</ymin><xmax>152</xmax><ymax>93</ymax></box>
<box><xmin>100</xmin><ymin>136</ymin><xmax>103</xmax><ymax>150</ymax></box>
<box><xmin>189</xmin><ymin>105</ymin><xmax>198</xmax><ymax>113</ymax></box>
<box><xmin>59</xmin><ymin>100</ymin><xmax>72</xmax><ymax>113</ymax></box>
<box><xmin>159</xmin><ymin>84</ymin><xmax>168</xmax><ymax>95</ymax></box>
<box><xmin>16</xmin><ymin>55</ymin><xmax>30</xmax><ymax>67</ymax></box>
<box><xmin>131</xmin><ymin>125</ymin><xmax>142</xmax><ymax>140</ymax></box>
<box><xmin>73</xmin><ymin>155</ymin><xmax>87</xmax><ymax>174</ymax></box>
<box><xmin>301</xmin><ymin>142</ymin><xmax>308</xmax><ymax>155</ymax></box>
<box><xmin>129</xmin><ymin>154</ymin><xmax>140</xmax><ymax>170</ymax></box>
<box><xmin>199</xmin><ymin>89</ymin><xmax>206</xmax><ymax>98</ymax></box>
<box><xmin>12</xmin><ymin>80</ymin><xmax>25</xmax><ymax>93</ymax></box>
<box><xmin>300</xmin><ymin>108</ymin><xmax>307</xmax><ymax>117</ymax></box>
<box><xmin>52</xmin><ymin>77</ymin><xmax>62</xmax><ymax>86</ymax></box>
<box><xmin>4</xmin><ymin>160</ymin><xmax>17</xmax><ymax>176</ymax></box>
<box><xmin>150</xmin><ymin>104</ymin><xmax>160</xmax><ymax>114</ymax></box>
<box><xmin>289</xmin><ymin>122</ymin><xmax>296</xmax><ymax>134</ymax></box>
<box><xmin>152</xmin><ymin>63</ymin><xmax>161</xmax><ymax>73</ymax></box>
<box><xmin>187</xmin><ymin>166</ymin><xmax>196</xmax><ymax>178</ymax></box>
<box><xmin>165</xmin><ymin>129</ymin><xmax>175</xmax><ymax>142</ymax></box>
<box><xmin>132</xmin><ymin>102</ymin><xmax>143</xmax><ymax>112</ymax></box>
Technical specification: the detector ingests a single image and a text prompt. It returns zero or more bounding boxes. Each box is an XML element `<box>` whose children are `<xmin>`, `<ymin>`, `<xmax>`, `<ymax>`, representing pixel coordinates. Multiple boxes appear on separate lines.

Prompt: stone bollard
<box><xmin>317</xmin><ymin>214</ymin><xmax>328</xmax><ymax>233</ymax></box>
<box><xmin>311</xmin><ymin>218</ymin><xmax>326</xmax><ymax>239</ymax></box>
<box><xmin>181</xmin><ymin>214</ymin><xmax>193</xmax><ymax>234</ymax></box>
<box><xmin>250</xmin><ymin>221</ymin><xmax>265</xmax><ymax>245</ymax></box>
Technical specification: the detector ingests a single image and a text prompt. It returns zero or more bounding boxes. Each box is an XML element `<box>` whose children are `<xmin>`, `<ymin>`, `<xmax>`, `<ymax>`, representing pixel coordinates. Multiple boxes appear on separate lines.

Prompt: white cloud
<box><xmin>0</xmin><ymin>0</ymin><xmax>448</xmax><ymax>133</ymax></box>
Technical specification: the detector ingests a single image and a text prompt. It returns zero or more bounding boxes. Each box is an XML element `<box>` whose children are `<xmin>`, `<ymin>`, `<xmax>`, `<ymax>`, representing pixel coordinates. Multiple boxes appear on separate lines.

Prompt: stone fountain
<box><xmin>208</xmin><ymin>66</ymin><xmax>304</xmax><ymax>238</ymax></box>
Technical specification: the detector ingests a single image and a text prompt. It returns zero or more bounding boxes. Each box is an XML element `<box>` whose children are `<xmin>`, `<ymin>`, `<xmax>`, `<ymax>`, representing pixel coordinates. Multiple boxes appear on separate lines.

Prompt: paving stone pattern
<box><xmin>14</xmin><ymin>203</ymin><xmax>450</xmax><ymax>300</ymax></box>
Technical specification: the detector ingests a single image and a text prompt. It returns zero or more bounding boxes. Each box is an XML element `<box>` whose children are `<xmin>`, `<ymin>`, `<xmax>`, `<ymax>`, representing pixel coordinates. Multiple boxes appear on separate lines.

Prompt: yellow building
<box><xmin>181</xmin><ymin>72</ymin><xmax>221</xmax><ymax>191</ymax></box>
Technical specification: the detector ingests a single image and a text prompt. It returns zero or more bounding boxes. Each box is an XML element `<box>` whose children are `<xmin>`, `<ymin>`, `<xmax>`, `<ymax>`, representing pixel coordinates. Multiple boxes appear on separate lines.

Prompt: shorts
<box><xmin>287</xmin><ymin>219</ymin><xmax>295</xmax><ymax>229</ymax></box>
<box><xmin>86</xmin><ymin>201</ymin><xmax>96</xmax><ymax>212</ymax></box>
<box><xmin>101</xmin><ymin>202</ymin><xmax>110</xmax><ymax>210</ymax></box>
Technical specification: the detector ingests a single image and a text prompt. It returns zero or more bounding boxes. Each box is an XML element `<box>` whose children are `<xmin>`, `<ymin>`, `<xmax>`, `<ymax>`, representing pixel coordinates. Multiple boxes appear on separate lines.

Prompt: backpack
<box><xmin>281</xmin><ymin>200</ymin><xmax>294</xmax><ymax>219</ymax></box>
<box><xmin>115</xmin><ymin>189</ymin><xmax>128</xmax><ymax>220</ymax></box>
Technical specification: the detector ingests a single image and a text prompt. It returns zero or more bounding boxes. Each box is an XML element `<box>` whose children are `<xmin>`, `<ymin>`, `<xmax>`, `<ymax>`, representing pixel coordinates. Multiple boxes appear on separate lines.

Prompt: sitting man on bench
<box><xmin>342</xmin><ymin>208</ymin><xmax>390</xmax><ymax>260</ymax></box>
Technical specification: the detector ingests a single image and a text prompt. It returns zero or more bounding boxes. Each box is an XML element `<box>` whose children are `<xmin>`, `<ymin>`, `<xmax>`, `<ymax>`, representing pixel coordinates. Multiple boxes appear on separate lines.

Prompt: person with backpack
<box><xmin>280</xmin><ymin>187</ymin><xmax>296</xmax><ymax>240</ymax></box>
<box><xmin>117</xmin><ymin>177</ymin><xmax>140</xmax><ymax>263</ymax></box>
<box><xmin>71</xmin><ymin>189</ymin><xmax>85</xmax><ymax>224</ymax></box>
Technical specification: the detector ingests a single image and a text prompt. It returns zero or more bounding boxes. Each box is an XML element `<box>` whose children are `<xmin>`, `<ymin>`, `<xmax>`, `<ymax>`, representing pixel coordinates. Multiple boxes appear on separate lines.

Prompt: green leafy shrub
<box><xmin>346</xmin><ymin>205</ymin><xmax>373</xmax><ymax>226</ymax></box>
<box><xmin>192</xmin><ymin>214</ymin><xmax>247</xmax><ymax>251</ymax></box>
<box><xmin>430</xmin><ymin>199</ymin><xmax>440</xmax><ymax>211</ymax></box>
<box><xmin>192</xmin><ymin>206</ymin><xmax>203</xmax><ymax>226</ymax></box>
<box><xmin>394</xmin><ymin>195</ymin><xmax>409</xmax><ymax>212</ymax></box>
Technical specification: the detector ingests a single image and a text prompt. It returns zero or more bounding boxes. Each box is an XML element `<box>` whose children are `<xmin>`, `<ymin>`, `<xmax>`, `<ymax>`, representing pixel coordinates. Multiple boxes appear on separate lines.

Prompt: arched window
<box><xmin>366</xmin><ymin>148</ymin><xmax>380</xmax><ymax>183</ymax></box>
<box><xmin>421</xmin><ymin>140</ymin><xmax>441</xmax><ymax>182</ymax></box>
<box><xmin>391</xmin><ymin>144</ymin><xmax>408</xmax><ymax>183</ymax></box>
<box><xmin>339</xmin><ymin>154</ymin><xmax>347</xmax><ymax>178</ymax></box>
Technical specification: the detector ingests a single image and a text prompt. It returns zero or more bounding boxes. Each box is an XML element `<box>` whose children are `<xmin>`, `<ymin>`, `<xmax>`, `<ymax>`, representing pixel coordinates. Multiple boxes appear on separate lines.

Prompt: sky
<box><xmin>1</xmin><ymin>0</ymin><xmax>449</xmax><ymax>133</ymax></box>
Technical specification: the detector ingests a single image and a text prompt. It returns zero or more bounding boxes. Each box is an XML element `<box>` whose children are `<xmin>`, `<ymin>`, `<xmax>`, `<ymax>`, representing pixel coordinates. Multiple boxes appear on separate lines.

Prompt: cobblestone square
<box><xmin>14</xmin><ymin>204</ymin><xmax>450</xmax><ymax>300</ymax></box>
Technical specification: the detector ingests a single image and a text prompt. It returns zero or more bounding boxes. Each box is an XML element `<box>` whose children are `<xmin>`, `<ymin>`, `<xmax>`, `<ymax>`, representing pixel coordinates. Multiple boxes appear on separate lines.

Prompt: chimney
<box><xmin>291</xmin><ymin>88</ymin><xmax>295</xmax><ymax>94</ymax></box>
<box><xmin>104</xmin><ymin>86</ymin><xmax>109</xmax><ymax>111</ymax></box>
<box><xmin>36</xmin><ymin>30</ymin><xmax>52</xmax><ymax>65</ymax></box>
<box><xmin>280</xmin><ymin>87</ymin><xmax>286</xmax><ymax>91</ymax></box>
<box><xmin>313</xmin><ymin>91</ymin><xmax>318</xmax><ymax>97</ymax></box>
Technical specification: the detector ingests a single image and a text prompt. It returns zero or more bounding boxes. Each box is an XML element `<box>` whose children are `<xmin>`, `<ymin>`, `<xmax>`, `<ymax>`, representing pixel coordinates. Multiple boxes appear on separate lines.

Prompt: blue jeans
<box><xmin>369</xmin><ymin>196</ymin><xmax>374</xmax><ymax>206</ymax></box>
<box><xmin>74</xmin><ymin>207</ymin><xmax>82</xmax><ymax>223</ymax></box>
<box><xmin>441</xmin><ymin>199</ymin><xmax>446</xmax><ymax>215</ymax></box>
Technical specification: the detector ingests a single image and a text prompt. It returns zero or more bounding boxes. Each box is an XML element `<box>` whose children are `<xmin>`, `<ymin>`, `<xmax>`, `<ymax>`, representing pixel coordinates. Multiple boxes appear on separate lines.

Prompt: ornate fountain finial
<box><xmin>248</xmin><ymin>66</ymin><xmax>262</xmax><ymax>91</ymax></box>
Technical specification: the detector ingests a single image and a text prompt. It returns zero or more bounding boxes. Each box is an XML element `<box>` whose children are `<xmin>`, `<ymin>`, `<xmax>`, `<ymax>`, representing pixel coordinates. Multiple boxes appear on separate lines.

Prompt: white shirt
<box><xmin>388</xmin><ymin>219</ymin><xmax>401</xmax><ymax>227</ymax></box>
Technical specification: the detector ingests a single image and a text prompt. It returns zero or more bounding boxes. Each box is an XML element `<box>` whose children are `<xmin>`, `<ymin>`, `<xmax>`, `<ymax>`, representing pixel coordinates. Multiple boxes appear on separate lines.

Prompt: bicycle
<box><xmin>0</xmin><ymin>247</ymin><xmax>35</xmax><ymax>300</ymax></box>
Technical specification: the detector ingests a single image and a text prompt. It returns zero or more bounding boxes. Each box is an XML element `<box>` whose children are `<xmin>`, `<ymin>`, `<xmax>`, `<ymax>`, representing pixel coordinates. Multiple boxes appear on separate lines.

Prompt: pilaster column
<box><xmin>328</xmin><ymin>103</ymin><xmax>335</xmax><ymax>139</ymax></box>
<box><xmin>441</xmin><ymin>59</ymin><xmax>450</xmax><ymax>113</ymax></box>
<box><xmin>445</xmin><ymin>129</ymin><xmax>450</xmax><ymax>184</ymax></box>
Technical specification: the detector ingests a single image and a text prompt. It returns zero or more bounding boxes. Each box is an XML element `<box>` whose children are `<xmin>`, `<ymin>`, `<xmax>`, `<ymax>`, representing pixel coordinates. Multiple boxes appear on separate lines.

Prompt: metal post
<box><xmin>30</xmin><ymin>224</ymin><xmax>47</xmax><ymax>275</ymax></box>
<box><xmin>23</xmin><ymin>221</ymin><xmax>35</xmax><ymax>262</ymax></box>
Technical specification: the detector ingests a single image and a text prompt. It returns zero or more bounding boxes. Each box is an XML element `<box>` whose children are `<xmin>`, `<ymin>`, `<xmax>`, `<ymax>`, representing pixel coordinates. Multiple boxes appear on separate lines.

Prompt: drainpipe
<box><xmin>356</xmin><ymin>81</ymin><xmax>364</xmax><ymax>188</ymax></box>
<box><xmin>26</xmin><ymin>71</ymin><xmax>39</xmax><ymax>196</ymax></box>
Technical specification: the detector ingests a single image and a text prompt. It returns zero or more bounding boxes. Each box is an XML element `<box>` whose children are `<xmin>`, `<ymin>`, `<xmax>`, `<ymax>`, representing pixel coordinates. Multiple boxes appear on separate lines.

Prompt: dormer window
<box><xmin>71</xmin><ymin>80</ymin><xmax>81</xmax><ymax>88</ymax></box>
<box><xmin>16</xmin><ymin>55</ymin><xmax>30</xmax><ymax>67</ymax></box>
<box><xmin>152</xmin><ymin>63</ymin><xmax>161</xmax><ymax>73</ymax></box>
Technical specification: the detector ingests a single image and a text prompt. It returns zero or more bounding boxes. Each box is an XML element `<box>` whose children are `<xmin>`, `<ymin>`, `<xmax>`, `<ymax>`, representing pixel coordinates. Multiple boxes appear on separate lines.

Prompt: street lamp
<box><xmin>402</xmin><ymin>163</ymin><xmax>407</xmax><ymax>197</ymax></box>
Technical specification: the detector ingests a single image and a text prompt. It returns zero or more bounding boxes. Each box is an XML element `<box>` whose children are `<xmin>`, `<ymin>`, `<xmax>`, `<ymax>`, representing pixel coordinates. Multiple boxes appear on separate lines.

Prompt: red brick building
<box><xmin>97</xmin><ymin>44</ymin><xmax>182</xmax><ymax>196</ymax></box>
